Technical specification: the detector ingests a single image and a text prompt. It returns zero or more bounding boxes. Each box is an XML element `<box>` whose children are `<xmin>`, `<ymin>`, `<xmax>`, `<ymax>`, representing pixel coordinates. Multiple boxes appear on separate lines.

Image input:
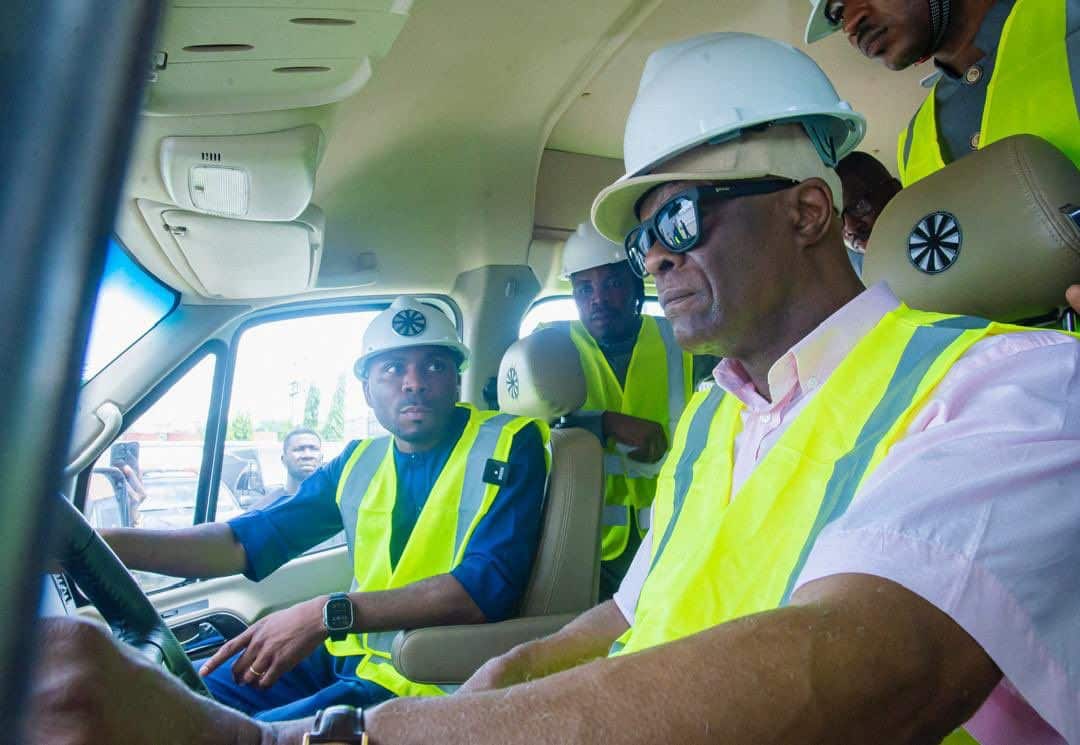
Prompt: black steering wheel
<box><xmin>51</xmin><ymin>493</ymin><xmax>211</xmax><ymax>697</ymax></box>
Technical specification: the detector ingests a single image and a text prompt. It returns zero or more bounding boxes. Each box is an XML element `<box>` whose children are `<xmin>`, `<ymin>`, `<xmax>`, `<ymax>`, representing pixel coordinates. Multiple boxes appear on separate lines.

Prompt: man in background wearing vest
<box><xmin>28</xmin><ymin>34</ymin><xmax>1080</xmax><ymax>745</ymax></box>
<box><xmin>98</xmin><ymin>296</ymin><xmax>549</xmax><ymax>721</ymax></box>
<box><xmin>545</xmin><ymin>221</ymin><xmax>691</xmax><ymax>598</ymax></box>
<box><xmin>804</xmin><ymin>0</ymin><xmax>1080</xmax><ymax>317</ymax></box>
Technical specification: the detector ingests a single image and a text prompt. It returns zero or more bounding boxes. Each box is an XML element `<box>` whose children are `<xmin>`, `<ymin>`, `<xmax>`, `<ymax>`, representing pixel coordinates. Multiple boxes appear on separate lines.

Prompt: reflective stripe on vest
<box><xmin>546</xmin><ymin>315</ymin><xmax>692</xmax><ymax>561</ymax></box>
<box><xmin>325</xmin><ymin>404</ymin><xmax>549</xmax><ymax>699</ymax></box>
<box><xmin>611</xmin><ymin>308</ymin><xmax>1014</xmax><ymax>658</ymax></box>
<box><xmin>897</xmin><ymin>0</ymin><xmax>1080</xmax><ymax>186</ymax></box>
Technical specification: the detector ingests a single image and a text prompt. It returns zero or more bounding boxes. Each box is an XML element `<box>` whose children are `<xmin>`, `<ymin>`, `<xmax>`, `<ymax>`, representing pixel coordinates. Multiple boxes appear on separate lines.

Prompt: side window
<box><xmin>216</xmin><ymin>309</ymin><xmax>382</xmax><ymax>553</ymax></box>
<box><xmin>519</xmin><ymin>296</ymin><xmax>663</xmax><ymax>337</ymax></box>
<box><xmin>85</xmin><ymin>353</ymin><xmax>217</xmax><ymax>593</ymax></box>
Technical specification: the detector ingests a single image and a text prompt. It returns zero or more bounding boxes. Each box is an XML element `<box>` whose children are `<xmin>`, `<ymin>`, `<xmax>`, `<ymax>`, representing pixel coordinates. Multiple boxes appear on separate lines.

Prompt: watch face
<box><xmin>325</xmin><ymin>596</ymin><xmax>353</xmax><ymax>631</ymax></box>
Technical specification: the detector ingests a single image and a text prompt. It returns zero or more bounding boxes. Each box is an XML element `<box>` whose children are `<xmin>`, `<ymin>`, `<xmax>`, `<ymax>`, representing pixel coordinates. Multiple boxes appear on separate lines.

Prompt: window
<box><xmin>519</xmin><ymin>296</ymin><xmax>663</xmax><ymax>337</ymax></box>
<box><xmin>215</xmin><ymin>309</ymin><xmax>383</xmax><ymax>552</ymax></box>
<box><xmin>82</xmin><ymin>238</ymin><xmax>178</xmax><ymax>381</ymax></box>
<box><xmin>85</xmin><ymin>353</ymin><xmax>217</xmax><ymax>593</ymax></box>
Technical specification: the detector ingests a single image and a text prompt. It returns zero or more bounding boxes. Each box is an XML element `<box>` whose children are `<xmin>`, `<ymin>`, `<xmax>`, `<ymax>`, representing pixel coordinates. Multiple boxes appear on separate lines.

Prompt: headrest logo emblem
<box><xmin>505</xmin><ymin>367</ymin><xmax>520</xmax><ymax>400</ymax></box>
<box><xmin>392</xmin><ymin>308</ymin><xmax>427</xmax><ymax>337</ymax></box>
<box><xmin>908</xmin><ymin>211</ymin><xmax>961</xmax><ymax>274</ymax></box>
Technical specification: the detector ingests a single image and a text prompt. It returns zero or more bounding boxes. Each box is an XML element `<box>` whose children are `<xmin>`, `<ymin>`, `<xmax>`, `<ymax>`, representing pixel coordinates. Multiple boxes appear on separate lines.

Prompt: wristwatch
<box><xmin>303</xmin><ymin>705</ymin><xmax>366</xmax><ymax>744</ymax></box>
<box><xmin>323</xmin><ymin>592</ymin><xmax>354</xmax><ymax>642</ymax></box>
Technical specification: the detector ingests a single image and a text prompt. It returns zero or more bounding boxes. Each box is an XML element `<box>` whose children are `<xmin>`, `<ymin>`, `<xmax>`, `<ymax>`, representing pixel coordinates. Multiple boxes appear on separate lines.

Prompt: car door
<box><xmin>71</xmin><ymin>272</ymin><xmax>428</xmax><ymax>660</ymax></box>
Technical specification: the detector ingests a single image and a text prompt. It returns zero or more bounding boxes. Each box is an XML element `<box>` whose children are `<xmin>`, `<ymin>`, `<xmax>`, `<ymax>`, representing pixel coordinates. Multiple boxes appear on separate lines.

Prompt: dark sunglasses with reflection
<box><xmin>623</xmin><ymin>178</ymin><xmax>798</xmax><ymax>277</ymax></box>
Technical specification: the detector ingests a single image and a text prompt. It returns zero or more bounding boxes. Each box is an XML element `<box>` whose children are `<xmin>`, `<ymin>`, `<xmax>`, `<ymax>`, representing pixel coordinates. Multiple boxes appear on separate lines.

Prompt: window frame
<box><xmin>81</xmin><ymin>236</ymin><xmax>181</xmax><ymax>385</ymax></box>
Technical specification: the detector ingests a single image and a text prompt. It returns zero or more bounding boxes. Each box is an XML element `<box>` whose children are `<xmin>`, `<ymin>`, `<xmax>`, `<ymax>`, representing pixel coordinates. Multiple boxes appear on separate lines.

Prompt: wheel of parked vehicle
<box><xmin>49</xmin><ymin>493</ymin><xmax>211</xmax><ymax>698</ymax></box>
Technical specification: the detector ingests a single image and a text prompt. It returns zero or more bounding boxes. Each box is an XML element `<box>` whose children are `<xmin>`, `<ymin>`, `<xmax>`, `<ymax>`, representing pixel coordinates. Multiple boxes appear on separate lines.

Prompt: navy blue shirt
<box><xmin>228</xmin><ymin>407</ymin><xmax>547</xmax><ymax>622</ymax></box>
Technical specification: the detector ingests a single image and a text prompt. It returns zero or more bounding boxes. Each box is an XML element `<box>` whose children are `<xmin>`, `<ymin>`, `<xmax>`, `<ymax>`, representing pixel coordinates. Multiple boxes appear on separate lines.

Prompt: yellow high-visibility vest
<box><xmin>611</xmin><ymin>307</ymin><xmax>1067</xmax><ymax>744</ymax></box>
<box><xmin>897</xmin><ymin>0</ymin><xmax>1080</xmax><ymax>186</ymax></box>
<box><xmin>550</xmin><ymin>315</ymin><xmax>691</xmax><ymax>561</ymax></box>
<box><xmin>325</xmin><ymin>404</ymin><xmax>549</xmax><ymax>698</ymax></box>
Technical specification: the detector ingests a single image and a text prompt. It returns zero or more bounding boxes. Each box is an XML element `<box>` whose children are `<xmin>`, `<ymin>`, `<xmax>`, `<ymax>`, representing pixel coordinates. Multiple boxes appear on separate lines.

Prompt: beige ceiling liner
<box><xmin>147</xmin><ymin>0</ymin><xmax>411</xmax><ymax>115</ymax></box>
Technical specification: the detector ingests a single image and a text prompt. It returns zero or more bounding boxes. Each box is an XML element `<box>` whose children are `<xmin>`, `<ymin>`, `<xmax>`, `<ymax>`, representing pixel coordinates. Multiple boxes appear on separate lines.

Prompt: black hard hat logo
<box><xmin>909</xmin><ymin>211</ymin><xmax>961</xmax><ymax>274</ymax></box>
<box><xmin>392</xmin><ymin>308</ymin><xmax>427</xmax><ymax>337</ymax></box>
<box><xmin>505</xmin><ymin>367</ymin><xmax>520</xmax><ymax>400</ymax></box>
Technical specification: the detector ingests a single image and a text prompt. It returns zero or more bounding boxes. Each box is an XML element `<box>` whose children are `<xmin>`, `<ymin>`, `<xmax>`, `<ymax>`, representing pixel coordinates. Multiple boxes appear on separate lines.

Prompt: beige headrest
<box><xmin>498</xmin><ymin>327</ymin><xmax>586</xmax><ymax>419</ymax></box>
<box><xmin>863</xmin><ymin>135</ymin><xmax>1080</xmax><ymax>322</ymax></box>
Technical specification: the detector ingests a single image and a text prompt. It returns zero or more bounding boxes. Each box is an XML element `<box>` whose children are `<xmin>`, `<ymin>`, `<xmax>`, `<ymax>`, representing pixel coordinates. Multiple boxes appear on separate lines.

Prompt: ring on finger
<box><xmin>249</xmin><ymin>665</ymin><xmax>266</xmax><ymax>678</ymax></box>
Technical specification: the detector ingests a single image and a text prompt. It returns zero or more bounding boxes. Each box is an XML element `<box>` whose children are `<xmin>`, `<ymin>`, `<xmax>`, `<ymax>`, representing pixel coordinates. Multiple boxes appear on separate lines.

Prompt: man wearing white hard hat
<box><xmin>31</xmin><ymin>35</ymin><xmax>1080</xmax><ymax>745</ymax></box>
<box><xmin>99</xmin><ymin>296</ymin><xmax>550</xmax><ymax>720</ymax></box>
<box><xmin>805</xmin><ymin>0</ymin><xmax>1080</xmax><ymax>312</ymax></box>
<box><xmin>545</xmin><ymin>220</ymin><xmax>691</xmax><ymax>599</ymax></box>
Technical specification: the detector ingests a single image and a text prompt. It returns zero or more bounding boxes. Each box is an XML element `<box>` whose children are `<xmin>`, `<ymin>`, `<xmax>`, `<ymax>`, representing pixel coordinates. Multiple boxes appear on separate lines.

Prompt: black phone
<box><xmin>109</xmin><ymin>441</ymin><xmax>140</xmax><ymax>471</ymax></box>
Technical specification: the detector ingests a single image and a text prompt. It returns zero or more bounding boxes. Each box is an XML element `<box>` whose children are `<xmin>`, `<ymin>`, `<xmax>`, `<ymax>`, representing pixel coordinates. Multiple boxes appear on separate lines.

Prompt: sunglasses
<box><xmin>623</xmin><ymin>179</ymin><xmax>799</xmax><ymax>277</ymax></box>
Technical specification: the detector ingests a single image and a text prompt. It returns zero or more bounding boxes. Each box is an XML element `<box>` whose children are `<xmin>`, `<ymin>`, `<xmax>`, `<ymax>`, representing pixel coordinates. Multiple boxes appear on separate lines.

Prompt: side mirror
<box><xmin>86</xmin><ymin>467</ymin><xmax>131</xmax><ymax>528</ymax></box>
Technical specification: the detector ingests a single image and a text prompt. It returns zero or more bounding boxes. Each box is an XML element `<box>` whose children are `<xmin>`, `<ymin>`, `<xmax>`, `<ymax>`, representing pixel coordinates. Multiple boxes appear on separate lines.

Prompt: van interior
<box><xmin>4</xmin><ymin>0</ymin><xmax>1077</xmax><ymax>737</ymax></box>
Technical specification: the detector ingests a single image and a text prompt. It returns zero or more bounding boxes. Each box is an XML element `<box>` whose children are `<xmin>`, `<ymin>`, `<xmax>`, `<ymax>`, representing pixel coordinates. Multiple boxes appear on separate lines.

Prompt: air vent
<box><xmin>289</xmin><ymin>17</ymin><xmax>356</xmax><ymax>26</ymax></box>
<box><xmin>272</xmin><ymin>66</ymin><xmax>331</xmax><ymax>74</ymax></box>
<box><xmin>200</xmin><ymin>152</ymin><xmax>222</xmax><ymax>162</ymax></box>
<box><xmin>182</xmin><ymin>43</ymin><xmax>253</xmax><ymax>53</ymax></box>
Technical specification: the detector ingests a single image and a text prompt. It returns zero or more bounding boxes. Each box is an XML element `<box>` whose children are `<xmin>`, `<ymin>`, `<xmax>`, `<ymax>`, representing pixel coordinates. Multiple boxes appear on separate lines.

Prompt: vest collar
<box><xmin>712</xmin><ymin>282</ymin><xmax>901</xmax><ymax>412</ymax></box>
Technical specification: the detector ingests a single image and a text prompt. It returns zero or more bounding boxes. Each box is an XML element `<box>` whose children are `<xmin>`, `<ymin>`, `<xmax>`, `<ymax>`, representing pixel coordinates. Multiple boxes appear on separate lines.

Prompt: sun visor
<box><xmin>159</xmin><ymin>126</ymin><xmax>322</xmax><ymax>222</ymax></box>
<box><xmin>138</xmin><ymin>199</ymin><xmax>324</xmax><ymax>299</ymax></box>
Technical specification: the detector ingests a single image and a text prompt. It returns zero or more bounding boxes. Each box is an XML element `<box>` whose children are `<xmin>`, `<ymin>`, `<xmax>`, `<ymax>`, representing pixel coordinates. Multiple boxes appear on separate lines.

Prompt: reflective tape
<box><xmin>603</xmin><ymin>503</ymin><xmax>629</xmax><ymax>527</ymax></box>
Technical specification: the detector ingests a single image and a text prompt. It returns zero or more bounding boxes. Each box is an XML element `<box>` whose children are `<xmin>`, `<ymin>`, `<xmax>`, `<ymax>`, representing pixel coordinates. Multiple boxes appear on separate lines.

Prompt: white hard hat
<box><xmin>591</xmin><ymin>33</ymin><xmax>864</xmax><ymax>242</ymax></box>
<box><xmin>805</xmin><ymin>0</ymin><xmax>840</xmax><ymax>43</ymax></box>
<box><xmin>561</xmin><ymin>221</ymin><xmax>626</xmax><ymax>278</ymax></box>
<box><xmin>353</xmin><ymin>297</ymin><xmax>470</xmax><ymax>379</ymax></box>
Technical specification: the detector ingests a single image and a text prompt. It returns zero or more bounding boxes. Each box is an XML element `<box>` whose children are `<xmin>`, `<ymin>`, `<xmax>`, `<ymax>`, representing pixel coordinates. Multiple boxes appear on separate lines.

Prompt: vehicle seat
<box><xmin>390</xmin><ymin>327</ymin><xmax>603</xmax><ymax>684</ymax></box>
<box><xmin>863</xmin><ymin>134</ymin><xmax>1080</xmax><ymax>322</ymax></box>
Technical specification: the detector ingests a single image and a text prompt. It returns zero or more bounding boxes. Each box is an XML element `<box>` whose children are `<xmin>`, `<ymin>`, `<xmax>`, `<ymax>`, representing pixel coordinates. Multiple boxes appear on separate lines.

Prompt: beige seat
<box><xmin>863</xmin><ymin>134</ymin><xmax>1080</xmax><ymax>321</ymax></box>
<box><xmin>391</xmin><ymin>327</ymin><xmax>604</xmax><ymax>684</ymax></box>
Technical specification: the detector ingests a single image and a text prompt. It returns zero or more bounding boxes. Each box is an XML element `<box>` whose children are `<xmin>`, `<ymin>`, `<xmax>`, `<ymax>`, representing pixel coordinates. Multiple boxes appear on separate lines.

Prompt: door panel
<box><xmin>78</xmin><ymin>545</ymin><xmax>352</xmax><ymax>649</ymax></box>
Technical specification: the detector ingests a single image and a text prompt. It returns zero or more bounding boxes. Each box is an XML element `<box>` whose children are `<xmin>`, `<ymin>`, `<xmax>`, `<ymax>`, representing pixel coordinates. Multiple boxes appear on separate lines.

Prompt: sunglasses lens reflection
<box><xmin>656</xmin><ymin>196</ymin><xmax>698</xmax><ymax>250</ymax></box>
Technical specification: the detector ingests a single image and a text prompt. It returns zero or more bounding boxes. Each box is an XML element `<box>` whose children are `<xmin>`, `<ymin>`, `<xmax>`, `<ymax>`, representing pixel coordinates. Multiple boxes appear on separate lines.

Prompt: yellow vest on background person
<box><xmin>610</xmin><ymin>307</ymin><xmax>1072</xmax><ymax>745</ymax></box>
<box><xmin>897</xmin><ymin>0</ymin><xmax>1080</xmax><ymax>186</ymax></box>
<box><xmin>324</xmin><ymin>404</ymin><xmax>549</xmax><ymax>698</ymax></box>
<box><xmin>550</xmin><ymin>315</ymin><xmax>691</xmax><ymax>561</ymax></box>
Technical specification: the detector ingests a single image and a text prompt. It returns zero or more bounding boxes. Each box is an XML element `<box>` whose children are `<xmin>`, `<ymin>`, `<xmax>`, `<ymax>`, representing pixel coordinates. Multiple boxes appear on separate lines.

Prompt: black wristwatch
<box><xmin>304</xmin><ymin>705</ymin><xmax>366</xmax><ymax>744</ymax></box>
<box><xmin>323</xmin><ymin>592</ymin><xmax>354</xmax><ymax>642</ymax></box>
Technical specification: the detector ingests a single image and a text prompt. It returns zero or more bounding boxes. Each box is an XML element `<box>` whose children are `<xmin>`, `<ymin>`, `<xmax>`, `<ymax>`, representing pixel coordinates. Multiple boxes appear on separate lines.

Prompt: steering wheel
<box><xmin>50</xmin><ymin>493</ymin><xmax>211</xmax><ymax>697</ymax></box>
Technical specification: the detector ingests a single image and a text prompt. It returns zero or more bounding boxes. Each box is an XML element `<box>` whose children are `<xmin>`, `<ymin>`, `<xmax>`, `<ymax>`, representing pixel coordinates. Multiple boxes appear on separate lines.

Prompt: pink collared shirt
<box><xmin>613</xmin><ymin>282</ymin><xmax>1080</xmax><ymax>743</ymax></box>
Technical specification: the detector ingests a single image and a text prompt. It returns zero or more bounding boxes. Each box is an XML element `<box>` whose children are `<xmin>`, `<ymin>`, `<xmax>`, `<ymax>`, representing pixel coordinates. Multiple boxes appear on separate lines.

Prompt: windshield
<box><xmin>82</xmin><ymin>238</ymin><xmax>178</xmax><ymax>382</ymax></box>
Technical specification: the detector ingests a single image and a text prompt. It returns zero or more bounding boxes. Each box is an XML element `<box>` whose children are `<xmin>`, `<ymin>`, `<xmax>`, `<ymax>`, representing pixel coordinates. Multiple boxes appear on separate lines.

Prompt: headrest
<box><xmin>863</xmin><ymin>135</ymin><xmax>1080</xmax><ymax>322</ymax></box>
<box><xmin>497</xmin><ymin>327</ymin><xmax>586</xmax><ymax>419</ymax></box>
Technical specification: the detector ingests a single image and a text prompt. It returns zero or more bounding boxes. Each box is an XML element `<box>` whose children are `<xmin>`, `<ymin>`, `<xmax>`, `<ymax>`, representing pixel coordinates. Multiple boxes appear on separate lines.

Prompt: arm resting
<box><xmin>392</xmin><ymin>613</ymin><xmax>578</xmax><ymax>684</ymax></box>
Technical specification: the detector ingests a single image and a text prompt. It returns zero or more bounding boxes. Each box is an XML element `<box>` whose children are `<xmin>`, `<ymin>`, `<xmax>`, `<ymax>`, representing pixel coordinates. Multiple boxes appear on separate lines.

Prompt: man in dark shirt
<box><xmin>100</xmin><ymin>297</ymin><xmax>549</xmax><ymax>720</ymax></box>
<box><xmin>546</xmin><ymin>221</ymin><xmax>691</xmax><ymax>599</ymax></box>
<box><xmin>835</xmin><ymin>151</ymin><xmax>902</xmax><ymax>274</ymax></box>
<box><xmin>262</xmin><ymin>427</ymin><xmax>323</xmax><ymax>504</ymax></box>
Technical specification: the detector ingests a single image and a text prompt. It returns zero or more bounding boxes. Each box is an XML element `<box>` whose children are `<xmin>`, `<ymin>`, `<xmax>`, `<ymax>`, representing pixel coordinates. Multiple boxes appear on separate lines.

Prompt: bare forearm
<box><xmin>349</xmin><ymin>574</ymin><xmax>485</xmax><ymax>632</ymax></box>
<box><xmin>494</xmin><ymin>600</ymin><xmax>629</xmax><ymax>685</ymax></box>
<box><xmin>364</xmin><ymin>577</ymin><xmax>999</xmax><ymax>745</ymax></box>
<box><xmin>101</xmin><ymin>523</ymin><xmax>247</xmax><ymax>579</ymax></box>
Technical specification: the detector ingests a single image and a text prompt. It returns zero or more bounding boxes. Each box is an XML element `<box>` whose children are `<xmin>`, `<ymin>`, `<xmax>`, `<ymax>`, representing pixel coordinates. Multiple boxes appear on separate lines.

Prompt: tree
<box><xmin>303</xmin><ymin>384</ymin><xmax>321</xmax><ymax>430</ymax></box>
<box><xmin>322</xmin><ymin>374</ymin><xmax>346</xmax><ymax>441</ymax></box>
<box><xmin>228</xmin><ymin>412</ymin><xmax>253</xmax><ymax>440</ymax></box>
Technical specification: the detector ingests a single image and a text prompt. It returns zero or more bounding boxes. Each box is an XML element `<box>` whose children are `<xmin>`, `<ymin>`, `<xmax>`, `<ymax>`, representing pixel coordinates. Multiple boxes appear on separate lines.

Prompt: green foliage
<box><xmin>227</xmin><ymin>411</ymin><xmax>253</xmax><ymax>440</ymax></box>
<box><xmin>303</xmin><ymin>384</ymin><xmax>321</xmax><ymax>430</ymax></box>
<box><xmin>321</xmin><ymin>374</ymin><xmax>346</xmax><ymax>440</ymax></box>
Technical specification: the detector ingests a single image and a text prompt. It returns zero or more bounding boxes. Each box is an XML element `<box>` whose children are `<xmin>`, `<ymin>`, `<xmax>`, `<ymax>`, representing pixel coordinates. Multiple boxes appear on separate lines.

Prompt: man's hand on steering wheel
<box><xmin>199</xmin><ymin>595</ymin><xmax>331</xmax><ymax>689</ymax></box>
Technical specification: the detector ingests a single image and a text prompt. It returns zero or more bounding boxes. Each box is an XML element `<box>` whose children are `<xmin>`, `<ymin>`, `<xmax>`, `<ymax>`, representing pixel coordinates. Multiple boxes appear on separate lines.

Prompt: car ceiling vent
<box><xmin>200</xmin><ymin>152</ymin><xmax>222</xmax><ymax>162</ymax></box>
<box><xmin>182</xmin><ymin>43</ymin><xmax>253</xmax><ymax>53</ymax></box>
<box><xmin>289</xmin><ymin>17</ymin><xmax>356</xmax><ymax>26</ymax></box>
